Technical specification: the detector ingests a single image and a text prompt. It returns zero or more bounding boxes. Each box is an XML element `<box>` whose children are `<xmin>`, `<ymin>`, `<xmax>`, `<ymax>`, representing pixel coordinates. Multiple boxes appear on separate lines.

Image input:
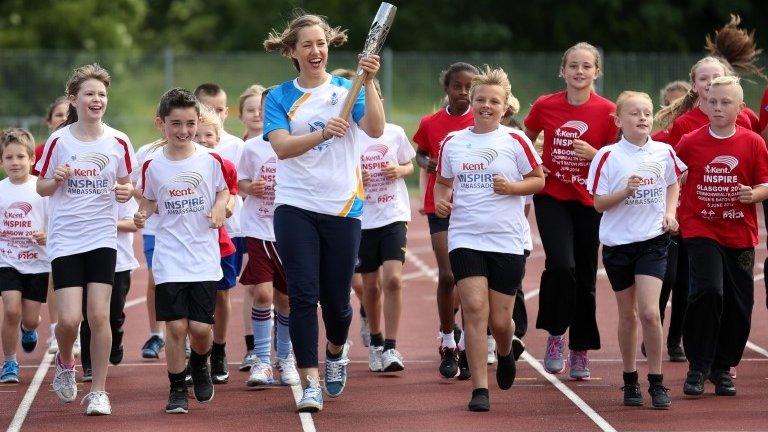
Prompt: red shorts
<box><xmin>240</xmin><ymin>237</ymin><xmax>286</xmax><ymax>294</ymax></box>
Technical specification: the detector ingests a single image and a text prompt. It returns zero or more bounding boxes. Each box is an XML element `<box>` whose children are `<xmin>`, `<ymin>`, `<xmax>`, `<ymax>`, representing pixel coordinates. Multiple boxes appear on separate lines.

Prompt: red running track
<box><xmin>2</xmin><ymin>202</ymin><xmax>768</xmax><ymax>431</ymax></box>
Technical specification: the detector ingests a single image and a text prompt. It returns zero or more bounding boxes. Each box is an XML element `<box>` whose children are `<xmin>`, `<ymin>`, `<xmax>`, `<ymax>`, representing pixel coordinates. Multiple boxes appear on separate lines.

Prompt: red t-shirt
<box><xmin>677</xmin><ymin>126</ymin><xmax>768</xmax><ymax>248</ymax></box>
<box><xmin>218</xmin><ymin>158</ymin><xmax>238</xmax><ymax>257</ymax></box>
<box><xmin>759</xmin><ymin>87</ymin><xmax>768</xmax><ymax>133</ymax></box>
<box><xmin>31</xmin><ymin>144</ymin><xmax>45</xmax><ymax>176</ymax></box>
<box><xmin>413</xmin><ymin>107</ymin><xmax>474</xmax><ymax>213</ymax></box>
<box><xmin>524</xmin><ymin>91</ymin><xmax>618</xmax><ymax>206</ymax></box>
<box><xmin>651</xmin><ymin>129</ymin><xmax>671</xmax><ymax>143</ymax></box>
<box><xmin>667</xmin><ymin>106</ymin><xmax>760</xmax><ymax>147</ymax></box>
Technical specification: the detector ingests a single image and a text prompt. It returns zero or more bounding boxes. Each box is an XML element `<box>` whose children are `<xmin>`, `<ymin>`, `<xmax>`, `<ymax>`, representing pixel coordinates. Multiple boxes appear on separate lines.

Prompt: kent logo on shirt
<box><xmin>66</xmin><ymin>152</ymin><xmax>111</xmax><ymax>195</ymax></box>
<box><xmin>3</xmin><ymin>202</ymin><xmax>32</xmax><ymax>229</ymax></box>
<box><xmin>165</xmin><ymin>172</ymin><xmax>206</xmax><ymax>215</ymax></box>
<box><xmin>456</xmin><ymin>148</ymin><xmax>498</xmax><ymax>188</ymax></box>
<box><xmin>625</xmin><ymin>161</ymin><xmax>664</xmax><ymax>206</ymax></box>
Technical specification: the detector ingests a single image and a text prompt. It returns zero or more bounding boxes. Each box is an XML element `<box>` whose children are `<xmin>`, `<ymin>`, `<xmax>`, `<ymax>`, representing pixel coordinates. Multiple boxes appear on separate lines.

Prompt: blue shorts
<box><xmin>232</xmin><ymin>236</ymin><xmax>246</xmax><ymax>276</ymax></box>
<box><xmin>218</xmin><ymin>253</ymin><xmax>238</xmax><ymax>290</ymax></box>
<box><xmin>143</xmin><ymin>234</ymin><xmax>155</xmax><ymax>269</ymax></box>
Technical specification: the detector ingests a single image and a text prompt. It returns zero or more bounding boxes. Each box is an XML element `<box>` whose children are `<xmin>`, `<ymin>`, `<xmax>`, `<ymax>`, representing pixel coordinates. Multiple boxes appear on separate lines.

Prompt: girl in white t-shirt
<box><xmin>358</xmin><ymin>79</ymin><xmax>416</xmax><ymax>374</ymax></box>
<box><xmin>0</xmin><ymin>129</ymin><xmax>50</xmax><ymax>385</ymax></box>
<box><xmin>586</xmin><ymin>91</ymin><xmax>685</xmax><ymax>409</ymax></box>
<box><xmin>262</xmin><ymin>12</ymin><xmax>385</xmax><ymax>412</ymax></box>
<box><xmin>35</xmin><ymin>64</ymin><xmax>135</xmax><ymax>416</ymax></box>
<box><xmin>435</xmin><ymin>67</ymin><xmax>544</xmax><ymax>412</ymax></box>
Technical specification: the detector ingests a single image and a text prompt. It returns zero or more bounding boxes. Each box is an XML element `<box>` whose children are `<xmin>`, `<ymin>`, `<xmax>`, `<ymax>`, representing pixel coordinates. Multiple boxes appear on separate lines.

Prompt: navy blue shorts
<box><xmin>142</xmin><ymin>234</ymin><xmax>155</xmax><ymax>269</ymax></box>
<box><xmin>602</xmin><ymin>234</ymin><xmax>670</xmax><ymax>292</ymax></box>
<box><xmin>218</xmin><ymin>252</ymin><xmax>238</xmax><ymax>290</ymax></box>
<box><xmin>231</xmin><ymin>236</ymin><xmax>246</xmax><ymax>276</ymax></box>
<box><xmin>427</xmin><ymin>213</ymin><xmax>449</xmax><ymax>235</ymax></box>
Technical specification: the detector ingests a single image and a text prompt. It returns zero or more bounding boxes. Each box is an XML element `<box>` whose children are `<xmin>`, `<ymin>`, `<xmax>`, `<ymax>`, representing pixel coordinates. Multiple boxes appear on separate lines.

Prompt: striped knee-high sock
<box><xmin>275</xmin><ymin>311</ymin><xmax>292</xmax><ymax>360</ymax></box>
<box><xmin>251</xmin><ymin>307</ymin><xmax>273</xmax><ymax>363</ymax></box>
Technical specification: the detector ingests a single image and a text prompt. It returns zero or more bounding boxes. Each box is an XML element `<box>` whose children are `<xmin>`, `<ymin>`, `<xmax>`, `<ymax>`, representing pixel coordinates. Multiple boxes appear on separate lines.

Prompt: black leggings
<box><xmin>274</xmin><ymin>205</ymin><xmax>361</xmax><ymax>369</ymax></box>
<box><xmin>658</xmin><ymin>236</ymin><xmax>688</xmax><ymax>346</ymax></box>
<box><xmin>533</xmin><ymin>194</ymin><xmax>601</xmax><ymax>351</ymax></box>
<box><xmin>80</xmin><ymin>270</ymin><xmax>131</xmax><ymax>369</ymax></box>
<box><xmin>683</xmin><ymin>238</ymin><xmax>754</xmax><ymax>373</ymax></box>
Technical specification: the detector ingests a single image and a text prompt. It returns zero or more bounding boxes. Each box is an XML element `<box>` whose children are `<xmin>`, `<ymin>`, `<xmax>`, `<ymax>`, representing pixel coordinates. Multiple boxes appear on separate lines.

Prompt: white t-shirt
<box><xmin>587</xmin><ymin>137</ymin><xmax>686</xmax><ymax>246</ymax></box>
<box><xmin>217</xmin><ymin>131</ymin><xmax>245</xmax><ymax>238</ymax></box>
<box><xmin>141</xmin><ymin>146</ymin><xmax>227</xmax><ymax>284</ymax></box>
<box><xmin>263</xmin><ymin>75</ymin><xmax>366</xmax><ymax>217</ymax></box>
<box><xmin>439</xmin><ymin>126</ymin><xmax>542</xmax><ymax>254</ymax></box>
<box><xmin>35</xmin><ymin>124</ymin><xmax>136</xmax><ymax>260</ymax></box>
<box><xmin>115</xmin><ymin>198</ymin><xmax>139</xmax><ymax>272</ymax></box>
<box><xmin>359</xmin><ymin>123</ymin><xmax>416</xmax><ymax>230</ymax></box>
<box><xmin>0</xmin><ymin>177</ymin><xmax>50</xmax><ymax>274</ymax></box>
<box><xmin>238</xmin><ymin>134</ymin><xmax>278</xmax><ymax>241</ymax></box>
<box><xmin>133</xmin><ymin>143</ymin><xmax>162</xmax><ymax>235</ymax></box>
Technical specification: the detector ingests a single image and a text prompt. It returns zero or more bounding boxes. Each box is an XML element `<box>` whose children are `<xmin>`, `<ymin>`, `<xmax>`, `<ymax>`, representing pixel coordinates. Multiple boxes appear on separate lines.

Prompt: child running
<box><xmin>676</xmin><ymin>76</ymin><xmax>768</xmax><ymax>398</ymax></box>
<box><xmin>587</xmin><ymin>91</ymin><xmax>685</xmax><ymax>409</ymax></box>
<box><xmin>0</xmin><ymin>128</ymin><xmax>50</xmax><ymax>384</ymax></box>
<box><xmin>195</xmin><ymin>84</ymin><xmax>246</xmax><ymax>382</ymax></box>
<box><xmin>237</xmin><ymin>86</ymin><xmax>300</xmax><ymax>387</ymax></box>
<box><xmin>36</xmin><ymin>63</ymin><xmax>135</xmax><ymax>415</ymax></box>
<box><xmin>434</xmin><ymin>66</ymin><xmax>544</xmax><ymax>411</ymax></box>
<box><xmin>413</xmin><ymin>62</ymin><xmax>478</xmax><ymax>379</ymax></box>
<box><xmin>135</xmin><ymin>88</ymin><xmax>230</xmax><ymax>413</ymax></box>
<box><xmin>524</xmin><ymin>42</ymin><xmax>619</xmax><ymax>379</ymax></box>
<box><xmin>358</xmin><ymin>78</ymin><xmax>416</xmax><ymax>373</ymax></box>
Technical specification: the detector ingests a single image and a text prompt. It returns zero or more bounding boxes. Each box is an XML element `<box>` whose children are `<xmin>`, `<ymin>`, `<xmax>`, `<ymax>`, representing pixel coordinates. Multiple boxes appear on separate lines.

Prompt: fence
<box><xmin>1</xmin><ymin>49</ymin><xmax>766</xmax><ymax>147</ymax></box>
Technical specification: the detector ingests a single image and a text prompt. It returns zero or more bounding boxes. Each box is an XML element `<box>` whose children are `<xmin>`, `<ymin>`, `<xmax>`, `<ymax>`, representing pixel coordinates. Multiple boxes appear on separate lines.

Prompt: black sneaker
<box><xmin>191</xmin><ymin>360</ymin><xmax>215</xmax><ymax>402</ymax></box>
<box><xmin>468</xmin><ymin>388</ymin><xmax>489</xmax><ymax>412</ymax></box>
<box><xmin>438</xmin><ymin>346</ymin><xmax>458</xmax><ymax>378</ymax></box>
<box><xmin>667</xmin><ymin>342</ymin><xmax>686</xmax><ymax>362</ymax></box>
<box><xmin>649</xmin><ymin>384</ymin><xmax>671</xmax><ymax>409</ymax></box>
<box><xmin>683</xmin><ymin>370</ymin><xmax>705</xmax><ymax>396</ymax></box>
<box><xmin>622</xmin><ymin>383</ymin><xmax>643</xmax><ymax>406</ymax></box>
<box><xmin>185</xmin><ymin>362</ymin><xmax>193</xmax><ymax>386</ymax></box>
<box><xmin>457</xmin><ymin>349</ymin><xmax>471</xmax><ymax>380</ymax></box>
<box><xmin>210</xmin><ymin>353</ymin><xmax>229</xmax><ymax>384</ymax></box>
<box><xmin>512</xmin><ymin>337</ymin><xmax>525</xmax><ymax>361</ymax></box>
<box><xmin>82</xmin><ymin>367</ymin><xmax>93</xmax><ymax>383</ymax></box>
<box><xmin>496</xmin><ymin>352</ymin><xmax>516</xmax><ymax>390</ymax></box>
<box><xmin>709</xmin><ymin>370</ymin><xmax>736</xmax><ymax>396</ymax></box>
<box><xmin>165</xmin><ymin>385</ymin><xmax>189</xmax><ymax>414</ymax></box>
<box><xmin>141</xmin><ymin>335</ymin><xmax>165</xmax><ymax>359</ymax></box>
<box><xmin>110</xmin><ymin>344</ymin><xmax>124</xmax><ymax>366</ymax></box>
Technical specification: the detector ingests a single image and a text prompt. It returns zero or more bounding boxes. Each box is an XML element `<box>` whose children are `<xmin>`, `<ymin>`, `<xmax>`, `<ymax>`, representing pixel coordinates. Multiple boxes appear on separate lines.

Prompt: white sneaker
<box><xmin>239</xmin><ymin>349</ymin><xmax>259</xmax><ymax>372</ymax></box>
<box><xmin>47</xmin><ymin>335</ymin><xmax>59</xmax><ymax>354</ymax></box>
<box><xmin>52</xmin><ymin>355</ymin><xmax>77</xmax><ymax>403</ymax></box>
<box><xmin>82</xmin><ymin>391</ymin><xmax>111</xmax><ymax>415</ymax></box>
<box><xmin>73</xmin><ymin>335</ymin><xmax>81</xmax><ymax>358</ymax></box>
<box><xmin>276</xmin><ymin>354</ymin><xmax>300</xmax><ymax>386</ymax></box>
<box><xmin>487</xmin><ymin>335</ymin><xmax>497</xmax><ymax>365</ymax></box>
<box><xmin>368</xmin><ymin>345</ymin><xmax>383</xmax><ymax>372</ymax></box>
<box><xmin>360</xmin><ymin>316</ymin><xmax>371</xmax><ymax>347</ymax></box>
<box><xmin>246</xmin><ymin>358</ymin><xmax>275</xmax><ymax>387</ymax></box>
<box><xmin>381</xmin><ymin>348</ymin><xmax>405</xmax><ymax>372</ymax></box>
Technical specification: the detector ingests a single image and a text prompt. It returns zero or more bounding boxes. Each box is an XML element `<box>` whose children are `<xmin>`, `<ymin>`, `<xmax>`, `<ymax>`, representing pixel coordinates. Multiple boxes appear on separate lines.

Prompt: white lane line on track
<box><xmin>404</xmin><ymin>250</ymin><xmax>616</xmax><ymax>432</ymax></box>
<box><xmin>6</xmin><ymin>352</ymin><xmax>54</xmax><ymax>432</ymax></box>
<box><xmin>5</xmin><ymin>294</ymin><xmax>150</xmax><ymax>432</ymax></box>
<box><xmin>746</xmin><ymin>341</ymin><xmax>768</xmax><ymax>358</ymax></box>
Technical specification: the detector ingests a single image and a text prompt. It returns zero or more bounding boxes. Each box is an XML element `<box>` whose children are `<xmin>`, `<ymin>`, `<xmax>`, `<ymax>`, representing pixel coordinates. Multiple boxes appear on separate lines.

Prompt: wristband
<box><xmin>321</xmin><ymin>127</ymin><xmax>330</xmax><ymax>140</ymax></box>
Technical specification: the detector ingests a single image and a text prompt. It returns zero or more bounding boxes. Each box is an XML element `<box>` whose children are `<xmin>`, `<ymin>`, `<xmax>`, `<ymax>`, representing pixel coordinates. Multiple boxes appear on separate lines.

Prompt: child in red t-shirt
<box><xmin>676</xmin><ymin>77</ymin><xmax>768</xmax><ymax>398</ymax></box>
<box><xmin>413</xmin><ymin>62</ymin><xmax>477</xmax><ymax>380</ymax></box>
<box><xmin>524</xmin><ymin>42</ymin><xmax>618</xmax><ymax>380</ymax></box>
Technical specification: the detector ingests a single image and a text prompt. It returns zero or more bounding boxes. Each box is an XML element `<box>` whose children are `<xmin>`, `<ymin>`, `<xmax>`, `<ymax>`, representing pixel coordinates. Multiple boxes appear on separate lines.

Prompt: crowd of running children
<box><xmin>1</xmin><ymin>12</ymin><xmax>768</xmax><ymax>416</ymax></box>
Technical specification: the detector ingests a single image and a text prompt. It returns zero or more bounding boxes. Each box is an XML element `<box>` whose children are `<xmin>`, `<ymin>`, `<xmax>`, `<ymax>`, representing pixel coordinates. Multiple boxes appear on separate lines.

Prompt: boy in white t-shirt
<box><xmin>79</xmin><ymin>198</ymin><xmax>140</xmax><ymax>381</ymax></box>
<box><xmin>357</xmin><ymin>79</ymin><xmax>416</xmax><ymax>374</ymax></box>
<box><xmin>135</xmin><ymin>88</ymin><xmax>230</xmax><ymax>414</ymax></box>
<box><xmin>0</xmin><ymin>129</ymin><xmax>50</xmax><ymax>384</ymax></box>
<box><xmin>587</xmin><ymin>91</ymin><xmax>684</xmax><ymax>409</ymax></box>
